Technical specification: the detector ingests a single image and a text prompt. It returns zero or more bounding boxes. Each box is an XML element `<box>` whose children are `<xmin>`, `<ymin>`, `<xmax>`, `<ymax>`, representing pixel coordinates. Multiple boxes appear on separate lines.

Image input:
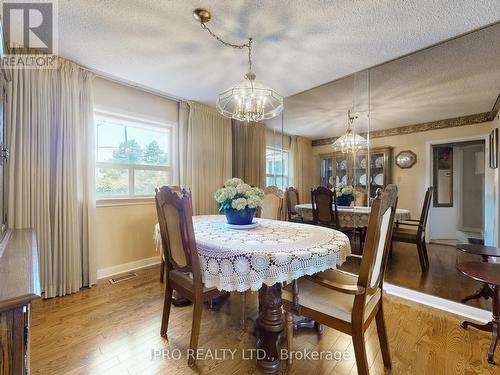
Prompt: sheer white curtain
<box><xmin>290</xmin><ymin>136</ymin><xmax>314</xmax><ymax>203</ymax></box>
<box><xmin>179</xmin><ymin>101</ymin><xmax>232</xmax><ymax>215</ymax></box>
<box><xmin>6</xmin><ymin>58</ymin><xmax>96</xmax><ymax>298</ymax></box>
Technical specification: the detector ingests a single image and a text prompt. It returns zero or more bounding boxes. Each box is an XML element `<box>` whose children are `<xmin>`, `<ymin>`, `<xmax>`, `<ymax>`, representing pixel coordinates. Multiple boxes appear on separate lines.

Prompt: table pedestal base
<box><xmin>256</xmin><ymin>283</ymin><xmax>284</xmax><ymax>373</ymax></box>
<box><xmin>461</xmin><ymin>284</ymin><xmax>499</xmax><ymax>365</ymax></box>
<box><xmin>461</xmin><ymin>282</ymin><xmax>494</xmax><ymax>304</ymax></box>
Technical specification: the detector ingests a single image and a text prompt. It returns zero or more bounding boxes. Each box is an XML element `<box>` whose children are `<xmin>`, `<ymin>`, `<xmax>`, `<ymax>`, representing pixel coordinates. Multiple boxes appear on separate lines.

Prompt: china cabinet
<box><xmin>319</xmin><ymin>146</ymin><xmax>393</xmax><ymax>198</ymax></box>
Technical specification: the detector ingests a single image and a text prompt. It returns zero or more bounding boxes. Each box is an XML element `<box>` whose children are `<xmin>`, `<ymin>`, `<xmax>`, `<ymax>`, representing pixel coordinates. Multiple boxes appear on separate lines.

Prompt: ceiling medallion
<box><xmin>332</xmin><ymin>110</ymin><xmax>369</xmax><ymax>153</ymax></box>
<box><xmin>193</xmin><ymin>8</ymin><xmax>283</xmax><ymax>122</ymax></box>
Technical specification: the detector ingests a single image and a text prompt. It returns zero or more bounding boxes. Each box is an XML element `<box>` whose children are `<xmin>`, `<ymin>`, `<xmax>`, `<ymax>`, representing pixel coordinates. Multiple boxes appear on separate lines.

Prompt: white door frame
<box><xmin>425</xmin><ymin>134</ymin><xmax>495</xmax><ymax>245</ymax></box>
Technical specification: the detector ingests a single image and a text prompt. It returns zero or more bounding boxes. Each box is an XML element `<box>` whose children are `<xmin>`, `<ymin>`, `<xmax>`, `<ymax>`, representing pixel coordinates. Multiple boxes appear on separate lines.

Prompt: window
<box><xmin>95</xmin><ymin>112</ymin><xmax>173</xmax><ymax>198</ymax></box>
<box><xmin>266</xmin><ymin>147</ymin><xmax>289</xmax><ymax>189</ymax></box>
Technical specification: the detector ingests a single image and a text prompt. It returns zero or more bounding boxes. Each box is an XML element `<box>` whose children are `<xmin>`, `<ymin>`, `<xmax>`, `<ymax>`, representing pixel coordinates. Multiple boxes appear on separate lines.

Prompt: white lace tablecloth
<box><xmin>295</xmin><ymin>204</ymin><xmax>411</xmax><ymax>228</ymax></box>
<box><xmin>154</xmin><ymin>215</ymin><xmax>351</xmax><ymax>292</ymax></box>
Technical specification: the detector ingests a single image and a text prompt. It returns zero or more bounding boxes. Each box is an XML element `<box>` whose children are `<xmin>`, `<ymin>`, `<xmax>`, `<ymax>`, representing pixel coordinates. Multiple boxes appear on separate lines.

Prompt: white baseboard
<box><xmin>384</xmin><ymin>283</ymin><xmax>490</xmax><ymax>323</ymax></box>
<box><xmin>97</xmin><ymin>255</ymin><xmax>161</xmax><ymax>280</ymax></box>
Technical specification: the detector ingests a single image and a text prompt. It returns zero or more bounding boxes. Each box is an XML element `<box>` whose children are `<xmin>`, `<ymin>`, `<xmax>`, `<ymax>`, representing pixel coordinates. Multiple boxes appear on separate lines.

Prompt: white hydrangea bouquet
<box><xmin>333</xmin><ymin>183</ymin><xmax>356</xmax><ymax>206</ymax></box>
<box><xmin>214</xmin><ymin>178</ymin><xmax>264</xmax><ymax>225</ymax></box>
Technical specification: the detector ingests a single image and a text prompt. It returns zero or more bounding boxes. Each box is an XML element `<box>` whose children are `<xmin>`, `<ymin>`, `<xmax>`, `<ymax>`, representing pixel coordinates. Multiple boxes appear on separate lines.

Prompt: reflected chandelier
<box><xmin>332</xmin><ymin>110</ymin><xmax>369</xmax><ymax>153</ymax></box>
<box><xmin>193</xmin><ymin>8</ymin><xmax>283</xmax><ymax>122</ymax></box>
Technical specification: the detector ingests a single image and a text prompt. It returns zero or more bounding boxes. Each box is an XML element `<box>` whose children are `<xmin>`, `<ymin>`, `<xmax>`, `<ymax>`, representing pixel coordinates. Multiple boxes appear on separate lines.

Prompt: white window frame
<box><xmin>94</xmin><ymin>109</ymin><xmax>176</xmax><ymax>201</ymax></box>
<box><xmin>266</xmin><ymin>146</ymin><xmax>290</xmax><ymax>189</ymax></box>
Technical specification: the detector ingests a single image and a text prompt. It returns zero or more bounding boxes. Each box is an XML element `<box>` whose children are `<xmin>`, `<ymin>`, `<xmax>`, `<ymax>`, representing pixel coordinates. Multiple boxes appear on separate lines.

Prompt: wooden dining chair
<box><xmin>285</xmin><ymin>186</ymin><xmax>313</xmax><ymax>223</ymax></box>
<box><xmin>260</xmin><ymin>186</ymin><xmax>284</xmax><ymax>220</ymax></box>
<box><xmin>156</xmin><ymin>185</ymin><xmax>182</xmax><ymax>283</ymax></box>
<box><xmin>311</xmin><ymin>186</ymin><xmax>355</xmax><ymax>240</ymax></box>
<box><xmin>283</xmin><ymin>185</ymin><xmax>398</xmax><ymax>375</ymax></box>
<box><xmin>285</xmin><ymin>187</ymin><xmax>303</xmax><ymax>222</ymax></box>
<box><xmin>155</xmin><ymin>186</ymin><xmax>226</xmax><ymax>366</ymax></box>
<box><xmin>391</xmin><ymin>186</ymin><xmax>432</xmax><ymax>272</ymax></box>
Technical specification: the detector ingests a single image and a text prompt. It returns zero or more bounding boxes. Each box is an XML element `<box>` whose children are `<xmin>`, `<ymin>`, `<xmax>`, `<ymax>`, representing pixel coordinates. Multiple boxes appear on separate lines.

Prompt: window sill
<box><xmin>96</xmin><ymin>197</ymin><xmax>155</xmax><ymax>207</ymax></box>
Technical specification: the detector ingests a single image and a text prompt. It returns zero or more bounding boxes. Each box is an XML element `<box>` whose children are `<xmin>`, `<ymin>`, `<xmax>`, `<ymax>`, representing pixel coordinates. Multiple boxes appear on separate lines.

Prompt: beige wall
<box><xmin>312</xmin><ymin>120</ymin><xmax>499</xmax><ymax>218</ymax></box>
<box><xmin>93</xmin><ymin>77</ymin><xmax>179</xmax><ymax>273</ymax></box>
<box><xmin>95</xmin><ymin>203</ymin><xmax>158</xmax><ymax>270</ymax></box>
<box><xmin>93</xmin><ymin>76</ymin><xmax>178</xmax><ymax>124</ymax></box>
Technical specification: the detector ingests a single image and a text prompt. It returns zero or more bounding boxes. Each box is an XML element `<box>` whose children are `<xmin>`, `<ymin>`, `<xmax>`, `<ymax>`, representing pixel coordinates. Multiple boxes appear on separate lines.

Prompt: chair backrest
<box><xmin>355</xmin><ymin>187</ymin><xmax>367</xmax><ymax>206</ymax></box>
<box><xmin>311</xmin><ymin>186</ymin><xmax>340</xmax><ymax>228</ymax></box>
<box><xmin>155</xmin><ymin>186</ymin><xmax>201</xmax><ymax>282</ymax></box>
<box><xmin>285</xmin><ymin>187</ymin><xmax>300</xmax><ymax>220</ymax></box>
<box><xmin>357</xmin><ymin>184</ymin><xmax>398</xmax><ymax>296</ymax></box>
<box><xmin>261</xmin><ymin>186</ymin><xmax>284</xmax><ymax>220</ymax></box>
<box><xmin>154</xmin><ymin>185</ymin><xmax>182</xmax><ymax>260</ymax></box>
<box><xmin>418</xmin><ymin>187</ymin><xmax>433</xmax><ymax>234</ymax></box>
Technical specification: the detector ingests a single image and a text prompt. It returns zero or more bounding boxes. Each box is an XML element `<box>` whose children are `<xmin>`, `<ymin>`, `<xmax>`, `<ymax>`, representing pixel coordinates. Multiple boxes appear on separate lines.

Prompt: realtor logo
<box><xmin>1</xmin><ymin>0</ymin><xmax>58</xmax><ymax>68</ymax></box>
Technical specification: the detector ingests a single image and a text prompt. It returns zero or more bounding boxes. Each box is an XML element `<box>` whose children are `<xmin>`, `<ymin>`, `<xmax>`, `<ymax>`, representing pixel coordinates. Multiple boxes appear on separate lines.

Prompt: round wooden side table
<box><xmin>456</xmin><ymin>244</ymin><xmax>500</xmax><ymax>304</ymax></box>
<box><xmin>457</xmin><ymin>261</ymin><xmax>500</xmax><ymax>365</ymax></box>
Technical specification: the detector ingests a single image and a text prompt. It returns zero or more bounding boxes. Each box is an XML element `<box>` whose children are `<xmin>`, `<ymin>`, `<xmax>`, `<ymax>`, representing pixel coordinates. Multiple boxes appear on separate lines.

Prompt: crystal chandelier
<box><xmin>332</xmin><ymin>110</ymin><xmax>369</xmax><ymax>153</ymax></box>
<box><xmin>193</xmin><ymin>8</ymin><xmax>283</xmax><ymax>122</ymax></box>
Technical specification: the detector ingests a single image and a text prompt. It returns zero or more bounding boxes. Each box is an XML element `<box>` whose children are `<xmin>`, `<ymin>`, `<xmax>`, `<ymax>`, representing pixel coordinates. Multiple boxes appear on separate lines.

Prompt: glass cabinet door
<box><xmin>370</xmin><ymin>152</ymin><xmax>385</xmax><ymax>197</ymax></box>
<box><xmin>353</xmin><ymin>152</ymin><xmax>368</xmax><ymax>189</ymax></box>
<box><xmin>335</xmin><ymin>155</ymin><xmax>348</xmax><ymax>186</ymax></box>
<box><xmin>319</xmin><ymin>147</ymin><xmax>392</xmax><ymax>205</ymax></box>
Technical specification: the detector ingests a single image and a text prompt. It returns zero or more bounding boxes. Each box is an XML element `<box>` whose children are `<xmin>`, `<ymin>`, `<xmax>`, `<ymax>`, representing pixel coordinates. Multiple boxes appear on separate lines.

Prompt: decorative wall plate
<box><xmin>359</xmin><ymin>174</ymin><xmax>367</xmax><ymax>186</ymax></box>
<box><xmin>360</xmin><ymin>158</ymin><xmax>367</xmax><ymax>169</ymax></box>
<box><xmin>395</xmin><ymin>150</ymin><xmax>417</xmax><ymax>169</ymax></box>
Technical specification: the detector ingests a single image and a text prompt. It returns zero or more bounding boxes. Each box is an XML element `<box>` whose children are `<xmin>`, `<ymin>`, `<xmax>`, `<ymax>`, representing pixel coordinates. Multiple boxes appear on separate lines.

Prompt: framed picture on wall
<box><xmin>489</xmin><ymin>128</ymin><xmax>498</xmax><ymax>169</ymax></box>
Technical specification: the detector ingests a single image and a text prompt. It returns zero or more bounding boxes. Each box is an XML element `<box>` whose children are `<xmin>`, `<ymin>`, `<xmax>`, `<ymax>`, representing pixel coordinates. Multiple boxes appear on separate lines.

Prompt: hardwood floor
<box><xmin>345</xmin><ymin>241</ymin><xmax>492</xmax><ymax>310</ymax></box>
<box><xmin>31</xmin><ymin>265</ymin><xmax>499</xmax><ymax>375</ymax></box>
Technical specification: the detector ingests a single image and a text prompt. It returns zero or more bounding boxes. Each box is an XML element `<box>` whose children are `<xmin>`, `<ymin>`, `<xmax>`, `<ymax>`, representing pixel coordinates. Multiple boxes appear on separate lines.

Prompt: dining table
<box><xmin>154</xmin><ymin>215</ymin><xmax>351</xmax><ymax>373</ymax></box>
<box><xmin>295</xmin><ymin>203</ymin><xmax>411</xmax><ymax>228</ymax></box>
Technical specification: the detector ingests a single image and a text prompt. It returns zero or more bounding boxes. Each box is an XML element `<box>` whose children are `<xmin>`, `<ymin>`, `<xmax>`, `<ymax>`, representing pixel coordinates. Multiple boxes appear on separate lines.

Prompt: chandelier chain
<box><xmin>200</xmin><ymin>22</ymin><xmax>253</xmax><ymax>73</ymax></box>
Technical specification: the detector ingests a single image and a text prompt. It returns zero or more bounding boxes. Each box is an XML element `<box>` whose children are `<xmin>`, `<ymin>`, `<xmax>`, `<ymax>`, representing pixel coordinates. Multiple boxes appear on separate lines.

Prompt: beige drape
<box><xmin>6</xmin><ymin>58</ymin><xmax>96</xmax><ymax>298</ymax></box>
<box><xmin>179</xmin><ymin>101</ymin><xmax>232</xmax><ymax>215</ymax></box>
<box><xmin>232</xmin><ymin>120</ymin><xmax>266</xmax><ymax>188</ymax></box>
<box><xmin>290</xmin><ymin>136</ymin><xmax>314</xmax><ymax>203</ymax></box>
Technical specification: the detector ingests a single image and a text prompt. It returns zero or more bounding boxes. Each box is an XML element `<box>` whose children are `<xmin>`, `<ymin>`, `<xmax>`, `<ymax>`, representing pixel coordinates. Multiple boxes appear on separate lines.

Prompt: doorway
<box><xmin>429</xmin><ymin>140</ymin><xmax>485</xmax><ymax>243</ymax></box>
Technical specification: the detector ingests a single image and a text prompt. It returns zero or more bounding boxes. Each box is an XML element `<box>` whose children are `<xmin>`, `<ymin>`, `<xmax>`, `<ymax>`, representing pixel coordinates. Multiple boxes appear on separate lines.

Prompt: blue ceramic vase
<box><xmin>225</xmin><ymin>208</ymin><xmax>256</xmax><ymax>225</ymax></box>
<box><xmin>336</xmin><ymin>195</ymin><xmax>353</xmax><ymax>207</ymax></box>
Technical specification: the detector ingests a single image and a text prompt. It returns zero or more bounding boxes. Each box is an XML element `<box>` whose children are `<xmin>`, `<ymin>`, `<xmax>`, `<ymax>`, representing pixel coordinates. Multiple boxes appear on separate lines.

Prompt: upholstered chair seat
<box><xmin>283</xmin><ymin>278</ymin><xmax>381</xmax><ymax>323</ymax></box>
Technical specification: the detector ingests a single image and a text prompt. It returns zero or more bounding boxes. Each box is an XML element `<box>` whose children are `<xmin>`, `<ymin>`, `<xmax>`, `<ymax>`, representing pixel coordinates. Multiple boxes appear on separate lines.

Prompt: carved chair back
<box><xmin>261</xmin><ymin>186</ymin><xmax>284</xmax><ymax>220</ymax></box>
<box><xmin>354</xmin><ymin>187</ymin><xmax>367</xmax><ymax>206</ymax></box>
<box><xmin>285</xmin><ymin>187</ymin><xmax>300</xmax><ymax>220</ymax></box>
<box><xmin>155</xmin><ymin>186</ymin><xmax>202</xmax><ymax>286</ymax></box>
<box><xmin>311</xmin><ymin>186</ymin><xmax>340</xmax><ymax>228</ymax></box>
<box><xmin>417</xmin><ymin>187</ymin><xmax>433</xmax><ymax>236</ymax></box>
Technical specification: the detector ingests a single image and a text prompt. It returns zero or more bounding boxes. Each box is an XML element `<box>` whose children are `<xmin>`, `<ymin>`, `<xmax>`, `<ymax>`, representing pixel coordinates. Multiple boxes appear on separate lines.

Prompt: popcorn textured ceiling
<box><xmin>57</xmin><ymin>0</ymin><xmax>500</xmax><ymax>137</ymax></box>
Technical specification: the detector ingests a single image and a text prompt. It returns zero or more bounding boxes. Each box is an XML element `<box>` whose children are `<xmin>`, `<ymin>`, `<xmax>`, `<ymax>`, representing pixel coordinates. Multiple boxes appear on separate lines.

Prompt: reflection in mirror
<box><xmin>433</xmin><ymin>146</ymin><xmax>453</xmax><ymax>207</ymax></box>
<box><xmin>285</xmin><ymin>20</ymin><xmax>498</xmax><ymax>313</ymax></box>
